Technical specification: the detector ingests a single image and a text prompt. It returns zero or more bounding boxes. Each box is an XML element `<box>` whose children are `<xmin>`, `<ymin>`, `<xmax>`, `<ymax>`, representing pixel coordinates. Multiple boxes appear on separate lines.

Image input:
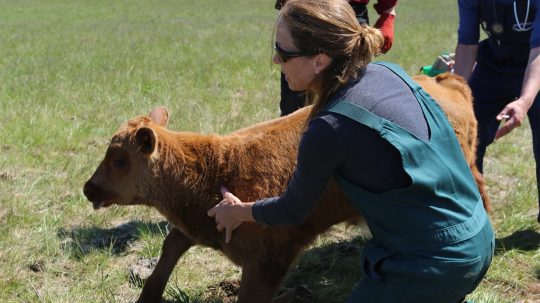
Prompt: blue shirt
<box><xmin>458</xmin><ymin>0</ymin><xmax>540</xmax><ymax>48</ymax></box>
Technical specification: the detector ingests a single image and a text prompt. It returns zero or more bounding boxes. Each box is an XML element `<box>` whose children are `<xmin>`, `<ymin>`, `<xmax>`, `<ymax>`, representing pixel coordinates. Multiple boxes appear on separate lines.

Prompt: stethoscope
<box><xmin>486</xmin><ymin>0</ymin><xmax>532</xmax><ymax>34</ymax></box>
<box><xmin>513</xmin><ymin>0</ymin><xmax>532</xmax><ymax>32</ymax></box>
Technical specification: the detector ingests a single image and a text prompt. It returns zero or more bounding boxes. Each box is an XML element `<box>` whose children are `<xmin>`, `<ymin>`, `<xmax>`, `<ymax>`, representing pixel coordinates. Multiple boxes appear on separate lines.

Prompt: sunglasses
<box><xmin>274</xmin><ymin>42</ymin><xmax>316</xmax><ymax>62</ymax></box>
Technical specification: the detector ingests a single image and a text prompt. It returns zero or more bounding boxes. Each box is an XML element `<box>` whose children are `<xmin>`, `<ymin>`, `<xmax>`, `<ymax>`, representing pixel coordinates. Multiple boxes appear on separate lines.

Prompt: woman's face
<box><xmin>273</xmin><ymin>18</ymin><xmax>319</xmax><ymax>92</ymax></box>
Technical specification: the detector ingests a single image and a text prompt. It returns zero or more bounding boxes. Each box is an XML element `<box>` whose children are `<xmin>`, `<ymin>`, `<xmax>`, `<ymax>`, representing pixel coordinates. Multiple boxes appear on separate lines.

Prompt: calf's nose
<box><xmin>83</xmin><ymin>181</ymin><xmax>97</xmax><ymax>201</ymax></box>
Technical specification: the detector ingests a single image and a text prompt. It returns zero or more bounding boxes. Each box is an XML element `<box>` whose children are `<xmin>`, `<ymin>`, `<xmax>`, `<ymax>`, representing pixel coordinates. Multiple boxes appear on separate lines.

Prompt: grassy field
<box><xmin>0</xmin><ymin>0</ymin><xmax>538</xmax><ymax>302</ymax></box>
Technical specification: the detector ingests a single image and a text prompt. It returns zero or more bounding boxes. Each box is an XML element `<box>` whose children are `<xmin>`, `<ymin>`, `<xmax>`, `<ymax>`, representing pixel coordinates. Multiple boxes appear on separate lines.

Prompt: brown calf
<box><xmin>83</xmin><ymin>72</ymin><xmax>489</xmax><ymax>303</ymax></box>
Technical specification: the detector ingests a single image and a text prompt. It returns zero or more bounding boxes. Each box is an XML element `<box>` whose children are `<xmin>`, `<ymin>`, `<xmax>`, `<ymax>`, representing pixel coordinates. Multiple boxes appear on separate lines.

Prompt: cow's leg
<box><xmin>236</xmin><ymin>260</ymin><xmax>291</xmax><ymax>303</ymax></box>
<box><xmin>271</xmin><ymin>284</ymin><xmax>314</xmax><ymax>303</ymax></box>
<box><xmin>137</xmin><ymin>227</ymin><xmax>193</xmax><ymax>303</ymax></box>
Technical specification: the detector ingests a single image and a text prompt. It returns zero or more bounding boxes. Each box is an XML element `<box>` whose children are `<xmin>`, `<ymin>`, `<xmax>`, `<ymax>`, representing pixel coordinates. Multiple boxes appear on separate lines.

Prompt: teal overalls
<box><xmin>325</xmin><ymin>62</ymin><xmax>495</xmax><ymax>303</ymax></box>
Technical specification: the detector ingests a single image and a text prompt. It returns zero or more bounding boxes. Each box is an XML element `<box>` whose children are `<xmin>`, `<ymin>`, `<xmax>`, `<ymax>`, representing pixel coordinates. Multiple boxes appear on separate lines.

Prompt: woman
<box><xmin>275</xmin><ymin>0</ymin><xmax>398</xmax><ymax>116</ymax></box>
<box><xmin>453</xmin><ymin>0</ymin><xmax>540</xmax><ymax>223</ymax></box>
<box><xmin>208</xmin><ymin>0</ymin><xmax>494</xmax><ymax>302</ymax></box>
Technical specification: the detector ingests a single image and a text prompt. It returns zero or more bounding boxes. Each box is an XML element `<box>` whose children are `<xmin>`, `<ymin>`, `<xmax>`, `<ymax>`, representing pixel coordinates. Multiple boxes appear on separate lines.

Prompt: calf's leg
<box><xmin>137</xmin><ymin>227</ymin><xmax>193</xmax><ymax>303</ymax></box>
<box><xmin>236</xmin><ymin>259</ymin><xmax>293</xmax><ymax>303</ymax></box>
<box><xmin>272</xmin><ymin>285</ymin><xmax>313</xmax><ymax>303</ymax></box>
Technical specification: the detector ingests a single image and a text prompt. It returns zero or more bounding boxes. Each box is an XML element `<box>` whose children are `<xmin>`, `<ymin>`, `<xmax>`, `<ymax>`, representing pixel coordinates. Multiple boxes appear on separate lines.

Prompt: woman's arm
<box><xmin>207</xmin><ymin>118</ymin><xmax>343</xmax><ymax>243</ymax></box>
<box><xmin>496</xmin><ymin>46</ymin><xmax>540</xmax><ymax>139</ymax></box>
<box><xmin>207</xmin><ymin>186</ymin><xmax>255</xmax><ymax>243</ymax></box>
<box><xmin>453</xmin><ymin>0</ymin><xmax>479</xmax><ymax>80</ymax></box>
<box><xmin>496</xmin><ymin>3</ymin><xmax>540</xmax><ymax>137</ymax></box>
<box><xmin>373</xmin><ymin>0</ymin><xmax>397</xmax><ymax>53</ymax></box>
<box><xmin>453</xmin><ymin>44</ymin><xmax>479</xmax><ymax>81</ymax></box>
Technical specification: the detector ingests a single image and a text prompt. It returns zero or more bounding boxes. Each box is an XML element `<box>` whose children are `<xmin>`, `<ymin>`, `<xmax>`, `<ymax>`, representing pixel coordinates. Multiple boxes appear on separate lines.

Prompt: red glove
<box><xmin>374</xmin><ymin>13</ymin><xmax>395</xmax><ymax>53</ymax></box>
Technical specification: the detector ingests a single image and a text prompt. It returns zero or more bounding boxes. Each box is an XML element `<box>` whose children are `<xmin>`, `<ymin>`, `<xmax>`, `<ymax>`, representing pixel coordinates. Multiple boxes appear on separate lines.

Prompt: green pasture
<box><xmin>0</xmin><ymin>0</ymin><xmax>538</xmax><ymax>302</ymax></box>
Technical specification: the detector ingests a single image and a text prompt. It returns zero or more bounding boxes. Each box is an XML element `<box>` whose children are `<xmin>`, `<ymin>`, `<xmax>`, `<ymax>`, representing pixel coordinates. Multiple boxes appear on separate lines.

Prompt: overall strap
<box><xmin>373</xmin><ymin>62</ymin><xmax>422</xmax><ymax>92</ymax></box>
<box><xmin>326</xmin><ymin>61</ymin><xmax>435</xmax><ymax>134</ymax></box>
<box><xmin>325</xmin><ymin>101</ymin><xmax>384</xmax><ymax>131</ymax></box>
<box><xmin>373</xmin><ymin>61</ymin><xmax>452</xmax><ymax>135</ymax></box>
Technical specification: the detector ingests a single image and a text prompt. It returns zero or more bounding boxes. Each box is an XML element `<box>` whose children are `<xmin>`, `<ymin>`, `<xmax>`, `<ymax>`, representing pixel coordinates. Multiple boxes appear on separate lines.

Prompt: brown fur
<box><xmin>83</xmin><ymin>72</ymin><xmax>489</xmax><ymax>303</ymax></box>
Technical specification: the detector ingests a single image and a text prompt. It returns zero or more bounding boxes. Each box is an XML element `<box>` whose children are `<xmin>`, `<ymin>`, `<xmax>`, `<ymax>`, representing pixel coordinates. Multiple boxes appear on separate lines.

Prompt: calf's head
<box><xmin>83</xmin><ymin>107</ymin><xmax>171</xmax><ymax>210</ymax></box>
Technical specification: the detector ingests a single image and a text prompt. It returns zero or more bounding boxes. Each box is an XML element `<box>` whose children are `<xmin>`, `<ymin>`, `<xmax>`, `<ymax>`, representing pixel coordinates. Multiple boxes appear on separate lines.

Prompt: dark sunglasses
<box><xmin>274</xmin><ymin>42</ymin><xmax>316</xmax><ymax>62</ymax></box>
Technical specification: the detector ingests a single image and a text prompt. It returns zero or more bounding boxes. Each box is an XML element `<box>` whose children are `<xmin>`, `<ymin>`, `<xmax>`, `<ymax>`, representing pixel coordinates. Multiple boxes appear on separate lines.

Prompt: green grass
<box><xmin>0</xmin><ymin>0</ymin><xmax>538</xmax><ymax>302</ymax></box>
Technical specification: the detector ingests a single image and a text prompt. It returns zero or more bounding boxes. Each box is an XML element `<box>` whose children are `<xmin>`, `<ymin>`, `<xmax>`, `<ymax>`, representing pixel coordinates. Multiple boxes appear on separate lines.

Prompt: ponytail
<box><xmin>307</xmin><ymin>23</ymin><xmax>384</xmax><ymax>121</ymax></box>
<box><xmin>353</xmin><ymin>25</ymin><xmax>384</xmax><ymax>70</ymax></box>
<box><xmin>280</xmin><ymin>0</ymin><xmax>385</xmax><ymax>121</ymax></box>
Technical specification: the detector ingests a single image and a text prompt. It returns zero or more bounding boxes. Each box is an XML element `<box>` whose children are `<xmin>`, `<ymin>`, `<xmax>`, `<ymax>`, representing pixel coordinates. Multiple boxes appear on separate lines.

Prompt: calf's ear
<box><xmin>148</xmin><ymin>107</ymin><xmax>170</xmax><ymax>128</ymax></box>
<box><xmin>135</xmin><ymin>127</ymin><xmax>157</xmax><ymax>155</ymax></box>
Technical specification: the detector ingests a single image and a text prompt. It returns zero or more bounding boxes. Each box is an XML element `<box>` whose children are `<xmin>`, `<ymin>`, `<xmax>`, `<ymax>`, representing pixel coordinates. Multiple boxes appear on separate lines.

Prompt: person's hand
<box><xmin>495</xmin><ymin>98</ymin><xmax>529</xmax><ymax>140</ymax></box>
<box><xmin>207</xmin><ymin>186</ymin><xmax>250</xmax><ymax>243</ymax></box>
<box><xmin>374</xmin><ymin>13</ymin><xmax>395</xmax><ymax>53</ymax></box>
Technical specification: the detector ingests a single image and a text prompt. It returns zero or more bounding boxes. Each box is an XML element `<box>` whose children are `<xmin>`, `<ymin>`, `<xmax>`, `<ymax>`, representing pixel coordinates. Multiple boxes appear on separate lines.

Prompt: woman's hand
<box><xmin>207</xmin><ymin>186</ymin><xmax>254</xmax><ymax>243</ymax></box>
<box><xmin>497</xmin><ymin>47</ymin><xmax>540</xmax><ymax>139</ymax></box>
<box><xmin>495</xmin><ymin>98</ymin><xmax>529</xmax><ymax>139</ymax></box>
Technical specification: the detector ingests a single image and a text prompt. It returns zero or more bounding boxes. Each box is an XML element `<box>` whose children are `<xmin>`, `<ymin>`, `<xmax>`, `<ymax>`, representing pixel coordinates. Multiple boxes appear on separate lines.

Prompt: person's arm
<box><xmin>207</xmin><ymin>186</ymin><xmax>255</xmax><ymax>243</ymax></box>
<box><xmin>495</xmin><ymin>46</ymin><xmax>540</xmax><ymax>139</ymax></box>
<box><xmin>495</xmin><ymin>4</ymin><xmax>540</xmax><ymax>138</ymax></box>
<box><xmin>453</xmin><ymin>0</ymin><xmax>480</xmax><ymax>80</ymax></box>
<box><xmin>373</xmin><ymin>0</ymin><xmax>397</xmax><ymax>53</ymax></box>
<box><xmin>207</xmin><ymin>118</ymin><xmax>343</xmax><ymax>242</ymax></box>
<box><xmin>453</xmin><ymin>44</ymin><xmax>479</xmax><ymax>81</ymax></box>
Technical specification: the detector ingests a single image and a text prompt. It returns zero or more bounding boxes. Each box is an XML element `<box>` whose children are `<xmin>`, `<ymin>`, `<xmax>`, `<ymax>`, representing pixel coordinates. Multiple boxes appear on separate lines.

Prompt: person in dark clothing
<box><xmin>208</xmin><ymin>0</ymin><xmax>494</xmax><ymax>301</ymax></box>
<box><xmin>453</xmin><ymin>0</ymin><xmax>540</xmax><ymax>223</ymax></box>
<box><xmin>275</xmin><ymin>0</ymin><xmax>398</xmax><ymax>116</ymax></box>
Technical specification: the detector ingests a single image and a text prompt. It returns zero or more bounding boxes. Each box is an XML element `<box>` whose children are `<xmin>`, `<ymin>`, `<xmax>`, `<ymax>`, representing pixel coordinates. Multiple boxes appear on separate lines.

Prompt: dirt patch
<box><xmin>0</xmin><ymin>170</ymin><xmax>16</xmax><ymax>181</ymax></box>
<box><xmin>525</xmin><ymin>282</ymin><xmax>540</xmax><ymax>302</ymax></box>
<box><xmin>200</xmin><ymin>279</ymin><xmax>240</xmax><ymax>303</ymax></box>
<box><xmin>27</xmin><ymin>260</ymin><xmax>45</xmax><ymax>273</ymax></box>
<box><xmin>128</xmin><ymin>257</ymin><xmax>158</xmax><ymax>288</ymax></box>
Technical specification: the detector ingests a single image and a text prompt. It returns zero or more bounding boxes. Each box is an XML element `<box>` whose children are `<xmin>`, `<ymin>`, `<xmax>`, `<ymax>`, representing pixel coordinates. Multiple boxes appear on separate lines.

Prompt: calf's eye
<box><xmin>113</xmin><ymin>158</ymin><xmax>126</xmax><ymax>168</ymax></box>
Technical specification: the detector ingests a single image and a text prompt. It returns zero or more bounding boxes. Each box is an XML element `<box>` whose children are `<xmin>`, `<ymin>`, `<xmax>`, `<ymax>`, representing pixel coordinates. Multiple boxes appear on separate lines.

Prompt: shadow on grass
<box><xmin>57</xmin><ymin>220</ymin><xmax>169</xmax><ymax>258</ymax></box>
<box><xmin>280</xmin><ymin>236</ymin><xmax>370</xmax><ymax>303</ymax></box>
<box><xmin>184</xmin><ymin>236</ymin><xmax>369</xmax><ymax>303</ymax></box>
<box><xmin>495</xmin><ymin>228</ymin><xmax>540</xmax><ymax>254</ymax></box>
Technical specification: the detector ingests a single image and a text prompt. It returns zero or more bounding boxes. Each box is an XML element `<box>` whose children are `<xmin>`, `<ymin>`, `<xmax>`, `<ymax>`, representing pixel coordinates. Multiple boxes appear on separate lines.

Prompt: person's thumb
<box><xmin>220</xmin><ymin>185</ymin><xmax>231</xmax><ymax>198</ymax></box>
<box><xmin>207</xmin><ymin>206</ymin><xmax>216</xmax><ymax>217</ymax></box>
<box><xmin>225</xmin><ymin>228</ymin><xmax>232</xmax><ymax>243</ymax></box>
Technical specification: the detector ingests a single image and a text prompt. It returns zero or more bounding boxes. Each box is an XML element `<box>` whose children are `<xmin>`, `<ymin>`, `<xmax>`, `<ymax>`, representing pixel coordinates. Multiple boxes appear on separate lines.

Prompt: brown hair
<box><xmin>278</xmin><ymin>0</ymin><xmax>384</xmax><ymax>119</ymax></box>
